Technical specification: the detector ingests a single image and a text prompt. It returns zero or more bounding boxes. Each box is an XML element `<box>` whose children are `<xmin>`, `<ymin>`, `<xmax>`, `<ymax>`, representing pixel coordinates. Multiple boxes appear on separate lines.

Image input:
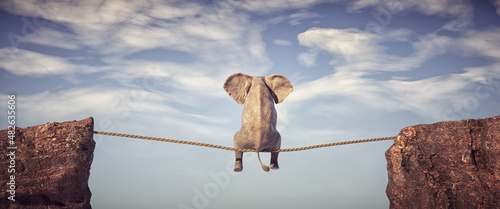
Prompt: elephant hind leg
<box><xmin>234</xmin><ymin>151</ymin><xmax>243</xmax><ymax>172</ymax></box>
<box><xmin>270</xmin><ymin>152</ymin><xmax>279</xmax><ymax>170</ymax></box>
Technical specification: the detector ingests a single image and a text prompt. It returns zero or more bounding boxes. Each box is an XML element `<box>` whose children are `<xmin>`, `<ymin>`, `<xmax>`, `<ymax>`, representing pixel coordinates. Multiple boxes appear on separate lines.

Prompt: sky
<box><xmin>1</xmin><ymin>0</ymin><xmax>500</xmax><ymax>208</ymax></box>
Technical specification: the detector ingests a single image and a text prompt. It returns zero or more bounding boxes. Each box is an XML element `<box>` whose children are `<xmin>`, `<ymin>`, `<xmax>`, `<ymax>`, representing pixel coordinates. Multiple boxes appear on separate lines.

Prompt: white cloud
<box><xmin>347</xmin><ymin>0</ymin><xmax>383</xmax><ymax>11</ymax></box>
<box><xmin>0</xmin><ymin>0</ymin><xmax>260</xmax><ymax>60</ymax></box>
<box><xmin>97</xmin><ymin>61</ymin><xmax>237</xmax><ymax>106</ymax></box>
<box><xmin>297</xmin><ymin>28</ymin><xmax>374</xmax><ymax>67</ymax></box>
<box><xmin>298</xmin><ymin>28</ymin><xmax>379</xmax><ymax>57</ymax></box>
<box><xmin>348</xmin><ymin>0</ymin><xmax>472</xmax><ymax>16</ymax></box>
<box><xmin>379</xmin><ymin>28</ymin><xmax>414</xmax><ymax>42</ymax></box>
<box><xmin>0</xmin><ymin>47</ymin><xmax>87</xmax><ymax>76</ymax></box>
<box><xmin>297</xmin><ymin>27</ymin><xmax>410</xmax><ymax>71</ymax></box>
<box><xmin>23</xmin><ymin>28</ymin><xmax>81</xmax><ymax>50</ymax></box>
<box><xmin>12</xmin><ymin>88</ymin><xmax>126</xmax><ymax>125</ymax></box>
<box><xmin>403</xmin><ymin>33</ymin><xmax>454</xmax><ymax>69</ymax></box>
<box><xmin>287</xmin><ymin>10</ymin><xmax>322</xmax><ymax>25</ymax></box>
<box><xmin>287</xmin><ymin>66</ymin><xmax>497</xmax><ymax>121</ymax></box>
<box><xmin>273</xmin><ymin>39</ymin><xmax>293</xmax><ymax>46</ymax></box>
<box><xmin>297</xmin><ymin>51</ymin><xmax>317</xmax><ymax>67</ymax></box>
<box><xmin>4</xmin><ymin>86</ymin><xmax>234</xmax><ymax>140</ymax></box>
<box><xmin>297</xmin><ymin>25</ymin><xmax>493</xmax><ymax>75</ymax></box>
<box><xmin>460</xmin><ymin>27</ymin><xmax>500</xmax><ymax>60</ymax></box>
<box><xmin>294</xmin><ymin>25</ymin><xmax>500</xmax><ymax>121</ymax></box>
<box><xmin>237</xmin><ymin>0</ymin><xmax>331</xmax><ymax>14</ymax></box>
<box><xmin>297</xmin><ymin>27</ymin><xmax>410</xmax><ymax>64</ymax></box>
<box><xmin>287</xmin><ymin>72</ymin><xmax>363</xmax><ymax>103</ymax></box>
<box><xmin>0</xmin><ymin>0</ymin><xmax>273</xmax><ymax>92</ymax></box>
<box><xmin>348</xmin><ymin>0</ymin><xmax>473</xmax><ymax>31</ymax></box>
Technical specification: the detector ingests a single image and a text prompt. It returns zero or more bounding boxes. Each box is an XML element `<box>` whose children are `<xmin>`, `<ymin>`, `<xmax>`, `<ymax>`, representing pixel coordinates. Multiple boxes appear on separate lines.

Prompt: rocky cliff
<box><xmin>0</xmin><ymin>117</ymin><xmax>95</xmax><ymax>209</ymax></box>
<box><xmin>386</xmin><ymin>116</ymin><xmax>500</xmax><ymax>208</ymax></box>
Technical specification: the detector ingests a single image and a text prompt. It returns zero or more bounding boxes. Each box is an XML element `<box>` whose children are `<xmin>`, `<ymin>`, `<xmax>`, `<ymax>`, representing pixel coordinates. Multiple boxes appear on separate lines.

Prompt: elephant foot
<box><xmin>270</xmin><ymin>163</ymin><xmax>279</xmax><ymax>170</ymax></box>
<box><xmin>234</xmin><ymin>164</ymin><xmax>242</xmax><ymax>172</ymax></box>
<box><xmin>234</xmin><ymin>158</ymin><xmax>243</xmax><ymax>172</ymax></box>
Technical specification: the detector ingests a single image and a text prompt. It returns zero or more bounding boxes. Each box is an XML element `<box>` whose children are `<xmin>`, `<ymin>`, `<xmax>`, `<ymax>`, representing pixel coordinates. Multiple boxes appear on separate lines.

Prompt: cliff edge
<box><xmin>0</xmin><ymin>117</ymin><xmax>95</xmax><ymax>209</ymax></box>
<box><xmin>386</xmin><ymin>116</ymin><xmax>500</xmax><ymax>208</ymax></box>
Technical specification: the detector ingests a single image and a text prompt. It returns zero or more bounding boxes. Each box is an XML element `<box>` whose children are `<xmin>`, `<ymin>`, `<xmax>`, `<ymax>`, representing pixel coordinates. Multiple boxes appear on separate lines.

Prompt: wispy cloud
<box><xmin>1</xmin><ymin>85</ymin><xmax>233</xmax><ymax>140</ymax></box>
<box><xmin>23</xmin><ymin>27</ymin><xmax>81</xmax><ymax>50</ymax></box>
<box><xmin>273</xmin><ymin>39</ymin><xmax>293</xmax><ymax>46</ymax></box>
<box><xmin>293</xmin><ymin>19</ymin><xmax>500</xmax><ymax>120</ymax></box>
<box><xmin>287</xmin><ymin>67</ymin><xmax>495</xmax><ymax>121</ymax></box>
<box><xmin>236</xmin><ymin>0</ymin><xmax>330</xmax><ymax>14</ymax></box>
<box><xmin>298</xmin><ymin>28</ymin><xmax>380</xmax><ymax>64</ymax></box>
<box><xmin>0</xmin><ymin>47</ymin><xmax>91</xmax><ymax>76</ymax></box>
<box><xmin>1</xmin><ymin>0</ymin><xmax>267</xmax><ymax>63</ymax></box>
<box><xmin>287</xmin><ymin>10</ymin><xmax>322</xmax><ymax>25</ymax></box>
<box><xmin>0</xmin><ymin>0</ymin><xmax>275</xmax><ymax>107</ymax></box>
<box><xmin>348</xmin><ymin>0</ymin><xmax>474</xmax><ymax>31</ymax></box>
<box><xmin>297</xmin><ymin>27</ymin><xmax>413</xmax><ymax>72</ymax></box>
<box><xmin>461</xmin><ymin>27</ymin><xmax>500</xmax><ymax>60</ymax></box>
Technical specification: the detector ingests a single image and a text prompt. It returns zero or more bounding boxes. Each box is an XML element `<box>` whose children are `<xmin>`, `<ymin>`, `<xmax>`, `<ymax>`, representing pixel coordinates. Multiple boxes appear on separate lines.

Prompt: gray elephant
<box><xmin>223</xmin><ymin>73</ymin><xmax>293</xmax><ymax>172</ymax></box>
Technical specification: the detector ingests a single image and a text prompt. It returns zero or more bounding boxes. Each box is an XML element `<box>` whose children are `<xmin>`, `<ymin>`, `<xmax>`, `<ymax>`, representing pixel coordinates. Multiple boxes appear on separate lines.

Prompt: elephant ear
<box><xmin>223</xmin><ymin>73</ymin><xmax>253</xmax><ymax>104</ymax></box>
<box><xmin>265</xmin><ymin>74</ymin><xmax>293</xmax><ymax>104</ymax></box>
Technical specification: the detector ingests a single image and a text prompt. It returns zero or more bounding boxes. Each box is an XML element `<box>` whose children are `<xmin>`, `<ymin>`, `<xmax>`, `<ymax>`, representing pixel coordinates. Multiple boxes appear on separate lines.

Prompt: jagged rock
<box><xmin>0</xmin><ymin>117</ymin><xmax>95</xmax><ymax>209</ymax></box>
<box><xmin>386</xmin><ymin>116</ymin><xmax>500</xmax><ymax>209</ymax></box>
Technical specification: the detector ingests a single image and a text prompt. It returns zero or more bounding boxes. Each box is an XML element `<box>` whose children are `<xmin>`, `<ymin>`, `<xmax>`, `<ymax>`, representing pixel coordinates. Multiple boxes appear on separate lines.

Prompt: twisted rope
<box><xmin>94</xmin><ymin>131</ymin><xmax>394</xmax><ymax>152</ymax></box>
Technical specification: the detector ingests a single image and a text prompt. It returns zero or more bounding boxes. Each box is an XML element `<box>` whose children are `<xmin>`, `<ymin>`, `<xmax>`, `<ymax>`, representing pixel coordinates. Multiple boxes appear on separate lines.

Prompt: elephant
<box><xmin>223</xmin><ymin>73</ymin><xmax>293</xmax><ymax>172</ymax></box>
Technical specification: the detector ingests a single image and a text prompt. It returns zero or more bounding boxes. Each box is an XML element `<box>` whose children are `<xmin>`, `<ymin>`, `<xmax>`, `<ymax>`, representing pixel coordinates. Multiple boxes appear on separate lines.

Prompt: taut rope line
<box><xmin>93</xmin><ymin>131</ymin><xmax>395</xmax><ymax>152</ymax></box>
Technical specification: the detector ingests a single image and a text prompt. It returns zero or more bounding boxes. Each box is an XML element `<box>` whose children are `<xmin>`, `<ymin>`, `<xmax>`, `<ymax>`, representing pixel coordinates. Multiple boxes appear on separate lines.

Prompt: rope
<box><xmin>93</xmin><ymin>131</ymin><xmax>394</xmax><ymax>152</ymax></box>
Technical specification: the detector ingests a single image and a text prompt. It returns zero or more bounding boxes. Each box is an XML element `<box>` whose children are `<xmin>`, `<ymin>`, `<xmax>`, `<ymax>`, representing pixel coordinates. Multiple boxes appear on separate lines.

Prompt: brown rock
<box><xmin>0</xmin><ymin>117</ymin><xmax>95</xmax><ymax>209</ymax></box>
<box><xmin>386</xmin><ymin>116</ymin><xmax>500</xmax><ymax>209</ymax></box>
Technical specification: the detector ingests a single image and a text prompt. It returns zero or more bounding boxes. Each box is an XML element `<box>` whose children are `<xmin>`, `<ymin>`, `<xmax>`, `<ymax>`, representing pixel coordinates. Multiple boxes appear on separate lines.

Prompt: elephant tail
<box><xmin>257</xmin><ymin>152</ymin><xmax>270</xmax><ymax>172</ymax></box>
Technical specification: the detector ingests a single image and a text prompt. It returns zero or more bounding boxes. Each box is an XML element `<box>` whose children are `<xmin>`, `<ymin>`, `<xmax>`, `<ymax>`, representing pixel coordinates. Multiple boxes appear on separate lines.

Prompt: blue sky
<box><xmin>1</xmin><ymin>0</ymin><xmax>500</xmax><ymax>208</ymax></box>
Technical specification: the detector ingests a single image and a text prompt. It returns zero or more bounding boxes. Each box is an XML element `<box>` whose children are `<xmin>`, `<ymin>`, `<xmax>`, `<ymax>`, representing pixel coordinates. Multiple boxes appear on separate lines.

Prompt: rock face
<box><xmin>386</xmin><ymin>116</ymin><xmax>500</xmax><ymax>209</ymax></box>
<box><xmin>0</xmin><ymin>117</ymin><xmax>95</xmax><ymax>209</ymax></box>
